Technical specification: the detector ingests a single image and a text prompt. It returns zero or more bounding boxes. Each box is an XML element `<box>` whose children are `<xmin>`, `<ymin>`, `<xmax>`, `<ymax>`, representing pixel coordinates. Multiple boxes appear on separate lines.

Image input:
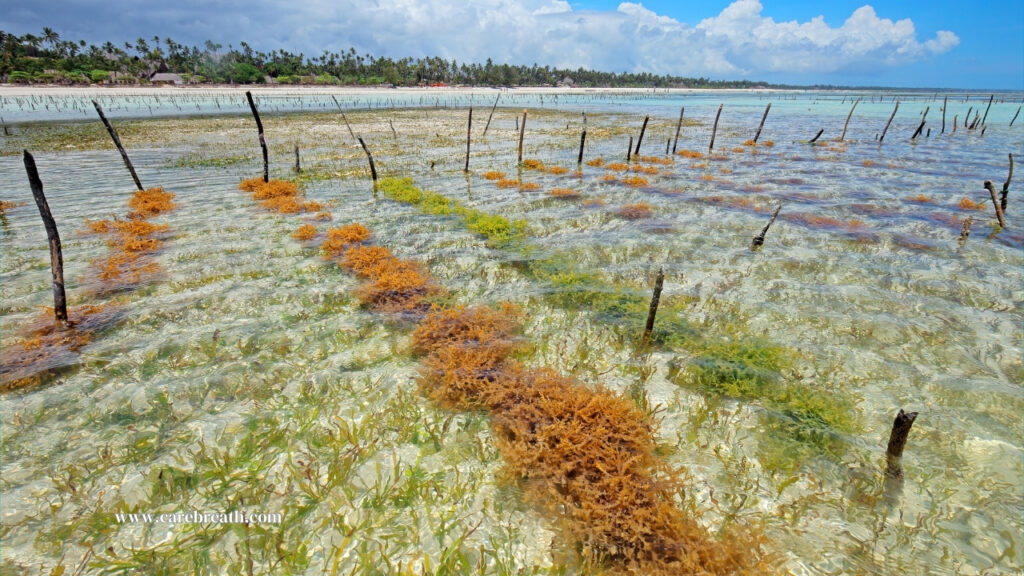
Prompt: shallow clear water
<box><xmin>1</xmin><ymin>90</ymin><xmax>1022</xmax><ymax>575</ymax></box>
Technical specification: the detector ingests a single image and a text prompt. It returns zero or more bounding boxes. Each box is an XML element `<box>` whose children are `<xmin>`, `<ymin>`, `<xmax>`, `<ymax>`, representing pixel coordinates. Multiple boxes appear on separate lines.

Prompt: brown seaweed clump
<box><xmin>483</xmin><ymin>171</ymin><xmax>507</xmax><ymax>181</ymax></box>
<box><xmin>291</xmin><ymin>224</ymin><xmax>317</xmax><ymax>241</ymax></box>
<box><xmin>86</xmin><ymin>189</ymin><xmax>177</xmax><ymax>289</ymax></box>
<box><xmin>1</xmin><ymin>305</ymin><xmax>119</xmax><ymax>392</ymax></box>
<box><xmin>320</xmin><ymin>224</ymin><xmax>371</xmax><ymax>257</ymax></box>
<box><xmin>410</xmin><ymin>305</ymin><xmax>774</xmax><ymax>575</ymax></box>
<box><xmin>237</xmin><ymin>178</ymin><xmax>325</xmax><ymax>216</ymax></box>
<box><xmin>616</xmin><ymin>202</ymin><xmax>653</xmax><ymax>219</ymax></box>
<box><xmin>550</xmin><ymin>188</ymin><xmax>582</xmax><ymax>199</ymax></box>
<box><xmin>128</xmin><ymin>187</ymin><xmax>177</xmax><ymax>218</ymax></box>
<box><xmin>327</xmin><ymin>225</ymin><xmax>441</xmax><ymax>313</ymax></box>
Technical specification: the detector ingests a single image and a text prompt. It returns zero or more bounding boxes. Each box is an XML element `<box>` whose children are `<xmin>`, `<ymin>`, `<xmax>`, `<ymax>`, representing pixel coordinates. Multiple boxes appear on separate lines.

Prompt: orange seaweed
<box><xmin>409</xmin><ymin>305</ymin><xmax>774</xmax><ymax>575</ymax></box>
<box><xmin>483</xmin><ymin>171</ymin><xmax>506</xmax><ymax>181</ymax></box>
<box><xmin>550</xmin><ymin>188</ymin><xmax>582</xmax><ymax>199</ymax></box>
<box><xmin>519</xmin><ymin>182</ymin><xmax>541</xmax><ymax>192</ymax></box>
<box><xmin>1</xmin><ymin>305</ymin><xmax>118</xmax><ymax>392</ymax></box>
<box><xmin>677</xmin><ymin>149</ymin><xmax>704</xmax><ymax>159</ymax></box>
<box><xmin>547</xmin><ymin>166</ymin><xmax>569</xmax><ymax>175</ymax></box>
<box><xmin>585</xmin><ymin>157</ymin><xmax>605</xmax><ymax>167</ymax></box>
<box><xmin>605</xmin><ymin>162</ymin><xmax>630</xmax><ymax>172</ymax></box>
<box><xmin>522</xmin><ymin>158</ymin><xmax>545</xmax><ymax>170</ymax></box>
<box><xmin>958</xmin><ymin>197</ymin><xmax>985</xmax><ymax>210</ymax></box>
<box><xmin>616</xmin><ymin>202</ymin><xmax>653</xmax><ymax>219</ymax></box>
<box><xmin>495</xmin><ymin>178</ymin><xmax>519</xmax><ymax>189</ymax></box>
<box><xmin>621</xmin><ymin>176</ymin><xmax>650</xmax><ymax>188</ymax></box>
<box><xmin>321</xmin><ymin>223</ymin><xmax>371</xmax><ymax>256</ymax></box>
<box><xmin>128</xmin><ymin>187</ymin><xmax>176</xmax><ymax>218</ymax></box>
<box><xmin>291</xmin><ymin>224</ymin><xmax>317</xmax><ymax>241</ymax></box>
<box><xmin>341</xmin><ymin>245</ymin><xmax>395</xmax><ymax>277</ymax></box>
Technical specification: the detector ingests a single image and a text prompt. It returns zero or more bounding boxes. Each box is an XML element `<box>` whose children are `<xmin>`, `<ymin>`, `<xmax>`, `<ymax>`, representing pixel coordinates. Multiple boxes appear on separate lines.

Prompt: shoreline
<box><xmin>2</xmin><ymin>84</ymin><xmax>1020</xmax><ymax>99</ymax></box>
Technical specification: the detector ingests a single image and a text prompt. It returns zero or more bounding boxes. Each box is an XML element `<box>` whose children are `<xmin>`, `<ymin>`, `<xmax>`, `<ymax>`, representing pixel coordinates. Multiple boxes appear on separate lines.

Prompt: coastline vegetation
<box><xmin>0</xmin><ymin>28</ymin><xmax>771</xmax><ymax>88</ymax></box>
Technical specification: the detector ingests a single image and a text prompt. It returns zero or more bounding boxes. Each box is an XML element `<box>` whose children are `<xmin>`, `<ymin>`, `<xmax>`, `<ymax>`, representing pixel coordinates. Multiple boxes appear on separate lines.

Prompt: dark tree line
<box><xmin>0</xmin><ymin>28</ymin><xmax>772</xmax><ymax>88</ymax></box>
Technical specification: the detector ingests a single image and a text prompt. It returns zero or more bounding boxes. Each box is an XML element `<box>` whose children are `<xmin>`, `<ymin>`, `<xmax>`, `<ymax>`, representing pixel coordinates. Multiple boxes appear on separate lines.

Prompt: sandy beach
<box><xmin>0</xmin><ymin>84</ymin><xmax>772</xmax><ymax>98</ymax></box>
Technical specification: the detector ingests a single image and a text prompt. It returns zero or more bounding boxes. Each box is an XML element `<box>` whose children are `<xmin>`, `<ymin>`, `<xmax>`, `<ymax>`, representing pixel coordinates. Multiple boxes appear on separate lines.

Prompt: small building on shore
<box><xmin>150</xmin><ymin>72</ymin><xmax>184</xmax><ymax>85</ymax></box>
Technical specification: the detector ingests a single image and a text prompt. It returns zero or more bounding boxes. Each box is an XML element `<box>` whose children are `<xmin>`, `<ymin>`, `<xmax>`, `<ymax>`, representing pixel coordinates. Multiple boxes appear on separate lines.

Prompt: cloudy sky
<box><xmin>2</xmin><ymin>0</ymin><xmax>1022</xmax><ymax>88</ymax></box>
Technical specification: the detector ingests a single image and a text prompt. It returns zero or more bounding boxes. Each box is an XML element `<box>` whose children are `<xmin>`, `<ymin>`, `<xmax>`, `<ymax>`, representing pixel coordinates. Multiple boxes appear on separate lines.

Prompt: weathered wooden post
<box><xmin>358</xmin><ymin>137</ymin><xmax>378</xmax><ymax>182</ymax></box>
<box><xmin>984</xmin><ymin>181</ymin><xmax>1006</xmax><ymax>228</ymax></box>
<box><xmin>246</xmin><ymin>91</ymin><xmax>268</xmax><ymax>183</ymax></box>
<box><xmin>672</xmin><ymin>106</ymin><xmax>684</xmax><ymax>153</ymax></box>
<box><xmin>464</xmin><ymin>106</ymin><xmax>472</xmax><ymax>172</ymax></box>
<box><xmin>23</xmin><ymin>151</ymin><xmax>68</xmax><ymax>325</ymax></box>
<box><xmin>92</xmin><ymin>100</ymin><xmax>143</xmax><ymax>191</ymax></box>
<box><xmin>879</xmin><ymin>101</ymin><xmax>899</xmax><ymax>144</ymax></box>
<box><xmin>634</xmin><ymin>115</ymin><xmax>649</xmax><ymax>157</ymax></box>
<box><xmin>839</xmin><ymin>97</ymin><xmax>860</xmax><ymax>141</ymax></box>
<box><xmin>517</xmin><ymin>110</ymin><xmax>527</xmax><ymax>163</ymax></box>
<box><xmin>577</xmin><ymin>113</ymin><xmax>587</xmax><ymax>166</ymax></box>
<box><xmin>642</xmin><ymin>268</ymin><xmax>664</xmax><ymax>344</ymax></box>
<box><xmin>958</xmin><ymin>216</ymin><xmax>973</xmax><ymax>245</ymax></box>
<box><xmin>885</xmin><ymin>409</ymin><xmax>917</xmax><ymax>480</ymax></box>
<box><xmin>482</xmin><ymin>94</ymin><xmax>499</xmax><ymax>136</ymax></box>
<box><xmin>753</xmin><ymin>103</ymin><xmax>770</xmax><ymax>143</ymax></box>
<box><xmin>751</xmin><ymin>205</ymin><xmax>782</xmax><ymax>250</ymax></box>
<box><xmin>331</xmin><ymin>95</ymin><xmax>357</xmax><ymax>142</ymax></box>
<box><xmin>1002</xmin><ymin>153</ymin><xmax>1013</xmax><ymax>212</ymax></box>
<box><xmin>708</xmin><ymin>104</ymin><xmax>723</xmax><ymax>154</ymax></box>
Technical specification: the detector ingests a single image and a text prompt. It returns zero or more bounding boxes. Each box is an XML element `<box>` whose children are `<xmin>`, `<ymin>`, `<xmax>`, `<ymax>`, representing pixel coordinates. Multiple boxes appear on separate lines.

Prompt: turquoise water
<box><xmin>1</xmin><ymin>91</ymin><xmax>1022</xmax><ymax>574</ymax></box>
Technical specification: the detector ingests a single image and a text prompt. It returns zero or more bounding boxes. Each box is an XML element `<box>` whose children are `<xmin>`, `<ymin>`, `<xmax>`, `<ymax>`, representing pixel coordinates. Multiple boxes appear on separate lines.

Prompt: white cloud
<box><xmin>18</xmin><ymin>0</ymin><xmax>959</xmax><ymax>80</ymax></box>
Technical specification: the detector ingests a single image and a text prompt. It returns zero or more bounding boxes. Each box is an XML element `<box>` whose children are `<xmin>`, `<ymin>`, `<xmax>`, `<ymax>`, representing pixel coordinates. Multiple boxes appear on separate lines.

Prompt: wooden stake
<box><xmin>92</xmin><ymin>100</ymin><xmax>143</xmax><ymax>191</ymax></box>
<box><xmin>808</xmin><ymin>129</ymin><xmax>824</xmax><ymax>143</ymax></box>
<box><xmin>626</xmin><ymin>136</ymin><xmax>633</xmax><ymax>162</ymax></box>
<box><xmin>634</xmin><ymin>115</ymin><xmax>649</xmax><ymax>157</ymax></box>
<box><xmin>839</xmin><ymin>97</ymin><xmax>860</xmax><ymax>141</ymax></box>
<box><xmin>330</xmin><ymin>95</ymin><xmax>357</xmax><ymax>142</ymax></box>
<box><xmin>911</xmin><ymin>107</ymin><xmax>929</xmax><ymax>140</ymax></box>
<box><xmin>482</xmin><ymin>95</ymin><xmax>499</xmax><ymax>136</ymax></box>
<box><xmin>984</xmin><ymin>180</ymin><xmax>1006</xmax><ymax>228</ymax></box>
<box><xmin>23</xmin><ymin>151</ymin><xmax>68</xmax><ymax>325</ymax></box>
<box><xmin>245</xmin><ymin>91</ymin><xmax>268</xmax><ymax>183</ymax></box>
<box><xmin>981</xmin><ymin>94</ymin><xmax>993</xmax><ymax>127</ymax></box>
<box><xmin>879</xmin><ymin>101</ymin><xmax>899</xmax><ymax>144</ymax></box>
<box><xmin>708</xmin><ymin>104</ymin><xmax>723</xmax><ymax>154</ymax></box>
<box><xmin>672</xmin><ymin>106</ymin><xmax>684</xmax><ymax>153</ymax></box>
<box><xmin>952</xmin><ymin>115</ymin><xmax>958</xmax><ymax>133</ymax></box>
<box><xmin>753</xmin><ymin>103</ymin><xmax>770</xmax><ymax>143</ymax></box>
<box><xmin>958</xmin><ymin>216</ymin><xmax>973</xmax><ymax>245</ymax></box>
<box><xmin>1002</xmin><ymin>153</ymin><xmax>1013</xmax><ymax>212</ymax></box>
<box><xmin>941</xmin><ymin>95</ymin><xmax>947</xmax><ymax>134</ymax></box>
<box><xmin>642</xmin><ymin>268</ymin><xmax>664</xmax><ymax>343</ymax></box>
<box><xmin>577</xmin><ymin>128</ymin><xmax>587</xmax><ymax>166</ymax></box>
<box><xmin>517</xmin><ymin>110</ymin><xmax>527</xmax><ymax>163</ymax></box>
<box><xmin>294</xmin><ymin>144</ymin><xmax>301</xmax><ymax>173</ymax></box>
<box><xmin>358</xmin><ymin>137</ymin><xmax>377</xmax><ymax>182</ymax></box>
<box><xmin>751</xmin><ymin>204</ymin><xmax>782</xmax><ymax>250</ymax></box>
<box><xmin>885</xmin><ymin>409</ymin><xmax>918</xmax><ymax>480</ymax></box>
<box><xmin>1010</xmin><ymin>105</ymin><xmax>1021</xmax><ymax>127</ymax></box>
<box><xmin>464</xmin><ymin>106</ymin><xmax>472</xmax><ymax>172</ymax></box>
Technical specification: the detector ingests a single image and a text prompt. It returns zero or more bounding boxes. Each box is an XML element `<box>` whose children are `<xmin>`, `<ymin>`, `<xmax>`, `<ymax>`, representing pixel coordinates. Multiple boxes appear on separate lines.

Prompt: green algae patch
<box><xmin>669</xmin><ymin>335</ymin><xmax>858</xmax><ymax>472</ymax></box>
<box><xmin>376</xmin><ymin>177</ymin><xmax>526</xmax><ymax>247</ymax></box>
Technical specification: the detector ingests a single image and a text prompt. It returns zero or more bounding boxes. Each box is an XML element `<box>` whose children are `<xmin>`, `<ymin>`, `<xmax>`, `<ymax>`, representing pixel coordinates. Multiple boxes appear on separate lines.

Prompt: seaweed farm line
<box><xmin>1</xmin><ymin>89</ymin><xmax>1022</xmax><ymax>575</ymax></box>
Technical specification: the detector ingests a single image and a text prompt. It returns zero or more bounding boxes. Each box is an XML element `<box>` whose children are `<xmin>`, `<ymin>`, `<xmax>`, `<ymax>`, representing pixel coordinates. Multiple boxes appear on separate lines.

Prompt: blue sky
<box><xmin>2</xmin><ymin>1</ymin><xmax>1021</xmax><ymax>89</ymax></box>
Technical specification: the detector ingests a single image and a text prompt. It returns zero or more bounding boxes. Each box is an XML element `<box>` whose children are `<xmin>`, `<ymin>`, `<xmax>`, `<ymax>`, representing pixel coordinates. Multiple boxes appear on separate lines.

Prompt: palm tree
<box><xmin>42</xmin><ymin>27</ymin><xmax>60</xmax><ymax>48</ymax></box>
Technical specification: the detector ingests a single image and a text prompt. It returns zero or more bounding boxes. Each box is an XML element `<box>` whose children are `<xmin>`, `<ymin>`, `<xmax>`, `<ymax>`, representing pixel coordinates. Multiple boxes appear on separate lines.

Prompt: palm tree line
<box><xmin>0</xmin><ymin>28</ymin><xmax>771</xmax><ymax>88</ymax></box>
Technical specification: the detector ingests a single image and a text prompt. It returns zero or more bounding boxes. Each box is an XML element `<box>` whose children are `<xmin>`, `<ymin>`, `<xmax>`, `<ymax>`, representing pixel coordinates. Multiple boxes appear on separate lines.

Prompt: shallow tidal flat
<box><xmin>1</xmin><ymin>90</ymin><xmax>1022</xmax><ymax>575</ymax></box>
